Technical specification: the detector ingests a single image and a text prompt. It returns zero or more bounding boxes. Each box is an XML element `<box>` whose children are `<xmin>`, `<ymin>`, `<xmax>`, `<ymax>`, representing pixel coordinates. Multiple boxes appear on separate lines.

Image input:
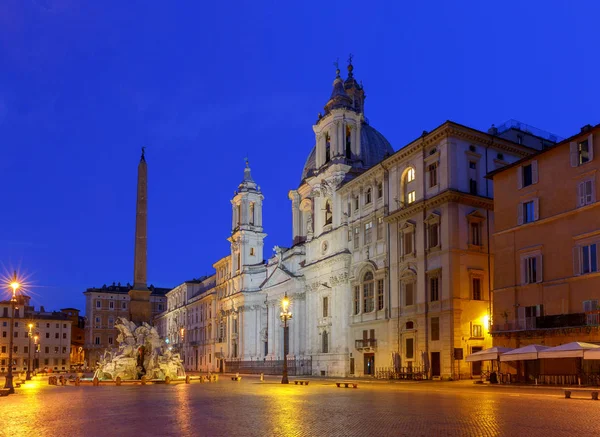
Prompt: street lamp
<box><xmin>34</xmin><ymin>336</ymin><xmax>39</xmax><ymax>374</ymax></box>
<box><xmin>4</xmin><ymin>271</ymin><xmax>20</xmax><ymax>394</ymax></box>
<box><xmin>280</xmin><ymin>293</ymin><xmax>292</xmax><ymax>384</ymax></box>
<box><xmin>180</xmin><ymin>327</ymin><xmax>185</xmax><ymax>370</ymax></box>
<box><xmin>26</xmin><ymin>323</ymin><xmax>33</xmax><ymax>380</ymax></box>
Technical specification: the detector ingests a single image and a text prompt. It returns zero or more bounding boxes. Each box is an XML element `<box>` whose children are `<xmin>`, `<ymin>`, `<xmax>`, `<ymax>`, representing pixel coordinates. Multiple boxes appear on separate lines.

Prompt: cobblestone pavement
<box><xmin>0</xmin><ymin>375</ymin><xmax>598</xmax><ymax>437</ymax></box>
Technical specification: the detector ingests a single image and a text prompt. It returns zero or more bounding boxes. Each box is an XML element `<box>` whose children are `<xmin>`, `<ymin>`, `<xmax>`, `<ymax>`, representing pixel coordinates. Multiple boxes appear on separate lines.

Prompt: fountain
<box><xmin>94</xmin><ymin>317</ymin><xmax>185</xmax><ymax>381</ymax></box>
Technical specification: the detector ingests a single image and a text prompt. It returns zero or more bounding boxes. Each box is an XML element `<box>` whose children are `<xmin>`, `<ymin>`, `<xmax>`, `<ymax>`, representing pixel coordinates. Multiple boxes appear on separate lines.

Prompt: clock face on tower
<box><xmin>322</xmin><ymin>241</ymin><xmax>329</xmax><ymax>254</ymax></box>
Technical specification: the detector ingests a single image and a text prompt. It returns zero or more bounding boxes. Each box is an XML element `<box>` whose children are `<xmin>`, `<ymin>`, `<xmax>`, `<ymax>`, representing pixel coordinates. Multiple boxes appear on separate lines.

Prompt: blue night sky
<box><xmin>0</xmin><ymin>0</ymin><xmax>598</xmax><ymax>311</ymax></box>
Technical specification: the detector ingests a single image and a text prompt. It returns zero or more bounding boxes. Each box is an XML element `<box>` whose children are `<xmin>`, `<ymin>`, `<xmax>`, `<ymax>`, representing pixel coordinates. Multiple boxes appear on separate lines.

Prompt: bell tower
<box><xmin>228</xmin><ymin>160</ymin><xmax>266</xmax><ymax>277</ymax></box>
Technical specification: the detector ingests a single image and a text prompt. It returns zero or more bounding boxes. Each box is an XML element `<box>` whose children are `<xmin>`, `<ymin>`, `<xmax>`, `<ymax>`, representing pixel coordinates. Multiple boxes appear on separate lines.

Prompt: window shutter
<box><xmin>517</xmin><ymin>306</ymin><xmax>526</xmax><ymax>329</ymax></box>
<box><xmin>531</xmin><ymin>160</ymin><xmax>538</xmax><ymax>184</ymax></box>
<box><xmin>587</xmin><ymin>180</ymin><xmax>595</xmax><ymax>204</ymax></box>
<box><xmin>573</xmin><ymin>246</ymin><xmax>581</xmax><ymax>276</ymax></box>
<box><xmin>588</xmin><ymin>134</ymin><xmax>594</xmax><ymax>161</ymax></box>
<box><xmin>537</xmin><ymin>254</ymin><xmax>543</xmax><ymax>283</ymax></box>
<box><xmin>517</xmin><ymin>166</ymin><xmax>523</xmax><ymax>189</ymax></box>
<box><xmin>517</xmin><ymin>203</ymin><xmax>524</xmax><ymax>225</ymax></box>
<box><xmin>570</xmin><ymin>142</ymin><xmax>579</xmax><ymax>167</ymax></box>
<box><xmin>578</xmin><ymin>181</ymin><xmax>585</xmax><ymax>207</ymax></box>
<box><xmin>533</xmin><ymin>198</ymin><xmax>539</xmax><ymax>221</ymax></box>
<box><xmin>520</xmin><ymin>258</ymin><xmax>526</xmax><ymax>285</ymax></box>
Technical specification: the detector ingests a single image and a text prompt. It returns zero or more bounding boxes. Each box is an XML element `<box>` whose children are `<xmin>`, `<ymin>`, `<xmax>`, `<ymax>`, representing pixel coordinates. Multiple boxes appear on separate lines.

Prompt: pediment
<box><xmin>261</xmin><ymin>266</ymin><xmax>297</xmax><ymax>289</ymax></box>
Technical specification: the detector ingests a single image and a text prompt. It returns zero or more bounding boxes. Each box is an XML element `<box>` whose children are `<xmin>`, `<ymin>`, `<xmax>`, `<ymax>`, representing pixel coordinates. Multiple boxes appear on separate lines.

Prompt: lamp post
<box><xmin>4</xmin><ymin>271</ymin><xmax>20</xmax><ymax>394</ymax></box>
<box><xmin>33</xmin><ymin>336</ymin><xmax>39</xmax><ymax>374</ymax></box>
<box><xmin>280</xmin><ymin>293</ymin><xmax>292</xmax><ymax>384</ymax></box>
<box><xmin>180</xmin><ymin>327</ymin><xmax>185</xmax><ymax>371</ymax></box>
<box><xmin>26</xmin><ymin>323</ymin><xmax>33</xmax><ymax>380</ymax></box>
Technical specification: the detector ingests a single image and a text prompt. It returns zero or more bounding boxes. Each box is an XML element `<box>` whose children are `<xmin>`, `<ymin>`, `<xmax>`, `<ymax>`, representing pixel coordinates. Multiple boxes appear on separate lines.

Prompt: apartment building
<box><xmin>489</xmin><ymin>123</ymin><xmax>600</xmax><ymax>375</ymax></box>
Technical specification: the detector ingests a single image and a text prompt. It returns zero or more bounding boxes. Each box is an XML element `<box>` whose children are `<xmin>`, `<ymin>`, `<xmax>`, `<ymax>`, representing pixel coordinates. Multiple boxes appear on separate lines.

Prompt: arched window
<box><xmin>249</xmin><ymin>202</ymin><xmax>255</xmax><ymax>225</ymax></box>
<box><xmin>406</xmin><ymin>321</ymin><xmax>414</xmax><ymax>330</ymax></box>
<box><xmin>325</xmin><ymin>200</ymin><xmax>332</xmax><ymax>225</ymax></box>
<box><xmin>322</xmin><ymin>331</ymin><xmax>329</xmax><ymax>353</ymax></box>
<box><xmin>362</xmin><ymin>272</ymin><xmax>375</xmax><ymax>313</ymax></box>
<box><xmin>325</xmin><ymin>133</ymin><xmax>331</xmax><ymax>163</ymax></box>
<box><xmin>402</xmin><ymin>167</ymin><xmax>416</xmax><ymax>205</ymax></box>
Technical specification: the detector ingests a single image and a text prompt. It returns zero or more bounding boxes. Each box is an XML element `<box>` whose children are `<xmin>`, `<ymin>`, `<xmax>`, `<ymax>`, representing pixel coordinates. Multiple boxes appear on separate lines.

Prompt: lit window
<box><xmin>579</xmin><ymin>139</ymin><xmax>590</xmax><ymax>165</ymax></box>
<box><xmin>407</xmin><ymin>191</ymin><xmax>416</xmax><ymax>204</ymax></box>
<box><xmin>472</xmin><ymin>324</ymin><xmax>483</xmax><ymax>338</ymax></box>
<box><xmin>407</xmin><ymin>168</ymin><xmax>415</xmax><ymax>182</ymax></box>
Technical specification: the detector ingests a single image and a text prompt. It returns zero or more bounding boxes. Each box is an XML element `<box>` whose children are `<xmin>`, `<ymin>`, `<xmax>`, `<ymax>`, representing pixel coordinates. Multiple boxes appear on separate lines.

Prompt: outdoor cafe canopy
<box><xmin>537</xmin><ymin>342</ymin><xmax>600</xmax><ymax>359</ymax></box>
<box><xmin>466</xmin><ymin>347</ymin><xmax>513</xmax><ymax>362</ymax></box>
<box><xmin>583</xmin><ymin>347</ymin><xmax>600</xmax><ymax>360</ymax></box>
<box><xmin>499</xmin><ymin>344</ymin><xmax>549</xmax><ymax>362</ymax></box>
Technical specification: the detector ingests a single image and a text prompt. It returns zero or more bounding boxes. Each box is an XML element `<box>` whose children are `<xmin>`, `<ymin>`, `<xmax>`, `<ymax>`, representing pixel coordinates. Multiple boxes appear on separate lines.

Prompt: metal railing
<box><xmin>224</xmin><ymin>358</ymin><xmax>312</xmax><ymax>376</ymax></box>
<box><xmin>495</xmin><ymin>119</ymin><xmax>563</xmax><ymax>142</ymax></box>
<box><xmin>355</xmin><ymin>339</ymin><xmax>377</xmax><ymax>349</ymax></box>
<box><xmin>493</xmin><ymin>311</ymin><xmax>600</xmax><ymax>332</ymax></box>
<box><xmin>375</xmin><ymin>366</ymin><xmax>426</xmax><ymax>380</ymax></box>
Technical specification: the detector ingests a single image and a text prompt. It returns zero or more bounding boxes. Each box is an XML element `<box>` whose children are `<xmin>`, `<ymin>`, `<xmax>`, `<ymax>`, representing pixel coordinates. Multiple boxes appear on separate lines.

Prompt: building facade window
<box><xmin>404</xmin><ymin>282</ymin><xmax>414</xmax><ymax>306</ymax></box>
<box><xmin>407</xmin><ymin>168</ymin><xmax>415</xmax><ymax>182</ymax></box>
<box><xmin>377</xmin><ymin>279</ymin><xmax>384</xmax><ymax>311</ymax></box>
<box><xmin>429</xmin><ymin>276</ymin><xmax>440</xmax><ymax>302</ymax></box>
<box><xmin>428</xmin><ymin>223</ymin><xmax>439</xmax><ymax>249</ymax></box>
<box><xmin>354</xmin><ymin>196</ymin><xmax>359</xmax><ymax>211</ymax></box>
<box><xmin>471</xmin><ymin>222</ymin><xmax>481</xmax><ymax>246</ymax></box>
<box><xmin>354</xmin><ymin>227</ymin><xmax>360</xmax><ymax>249</ymax></box>
<box><xmin>522</xmin><ymin>254</ymin><xmax>542</xmax><ymax>284</ymax></box>
<box><xmin>362</xmin><ymin>272</ymin><xmax>375</xmax><ymax>313</ymax></box>
<box><xmin>431</xmin><ymin>317</ymin><xmax>440</xmax><ymax>341</ymax></box>
<box><xmin>377</xmin><ymin>217</ymin><xmax>384</xmax><ymax>240</ymax></box>
<box><xmin>472</xmin><ymin>277</ymin><xmax>482</xmax><ymax>300</ymax></box>
<box><xmin>580</xmin><ymin>244</ymin><xmax>598</xmax><ymax>274</ymax></box>
<box><xmin>472</xmin><ymin>324</ymin><xmax>483</xmax><ymax>338</ymax></box>
<box><xmin>364</xmin><ymin>222</ymin><xmax>373</xmax><ymax>244</ymax></box>
<box><xmin>354</xmin><ymin>286</ymin><xmax>360</xmax><ymax>315</ymax></box>
<box><xmin>578</xmin><ymin>179</ymin><xmax>595</xmax><ymax>206</ymax></box>
<box><xmin>377</xmin><ymin>182</ymin><xmax>383</xmax><ymax>198</ymax></box>
<box><xmin>323</xmin><ymin>296</ymin><xmax>329</xmax><ymax>318</ymax></box>
<box><xmin>365</xmin><ymin>188</ymin><xmax>372</xmax><ymax>205</ymax></box>
<box><xmin>96</xmin><ymin>300</ymin><xmax>101</xmax><ymax>309</ymax></box>
<box><xmin>428</xmin><ymin>162</ymin><xmax>438</xmax><ymax>188</ymax></box>
<box><xmin>249</xmin><ymin>202</ymin><xmax>255</xmax><ymax>225</ymax></box>
<box><xmin>322</xmin><ymin>331</ymin><xmax>329</xmax><ymax>353</ymax></box>
<box><xmin>570</xmin><ymin>135</ymin><xmax>594</xmax><ymax>167</ymax></box>
<box><xmin>407</xmin><ymin>191</ymin><xmax>416</xmax><ymax>204</ymax></box>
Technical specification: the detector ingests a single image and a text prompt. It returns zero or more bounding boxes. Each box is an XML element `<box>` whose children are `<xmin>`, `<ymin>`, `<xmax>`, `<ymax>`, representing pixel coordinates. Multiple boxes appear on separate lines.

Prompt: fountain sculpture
<box><xmin>94</xmin><ymin>317</ymin><xmax>185</xmax><ymax>381</ymax></box>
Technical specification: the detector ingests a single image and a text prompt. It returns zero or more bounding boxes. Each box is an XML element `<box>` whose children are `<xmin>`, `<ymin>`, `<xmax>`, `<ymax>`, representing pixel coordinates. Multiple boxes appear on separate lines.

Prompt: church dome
<box><xmin>301</xmin><ymin>122</ymin><xmax>394</xmax><ymax>181</ymax></box>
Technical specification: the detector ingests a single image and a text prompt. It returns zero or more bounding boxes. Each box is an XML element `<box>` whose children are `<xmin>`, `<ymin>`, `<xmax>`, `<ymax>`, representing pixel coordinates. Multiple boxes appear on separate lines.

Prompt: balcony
<box><xmin>355</xmin><ymin>339</ymin><xmax>377</xmax><ymax>351</ymax></box>
<box><xmin>492</xmin><ymin>311</ymin><xmax>600</xmax><ymax>334</ymax></box>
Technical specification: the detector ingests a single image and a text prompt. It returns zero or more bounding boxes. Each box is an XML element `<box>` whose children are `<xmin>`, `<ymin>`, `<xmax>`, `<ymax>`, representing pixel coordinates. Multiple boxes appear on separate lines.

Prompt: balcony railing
<box><xmin>493</xmin><ymin>311</ymin><xmax>599</xmax><ymax>333</ymax></box>
<box><xmin>355</xmin><ymin>339</ymin><xmax>377</xmax><ymax>349</ymax></box>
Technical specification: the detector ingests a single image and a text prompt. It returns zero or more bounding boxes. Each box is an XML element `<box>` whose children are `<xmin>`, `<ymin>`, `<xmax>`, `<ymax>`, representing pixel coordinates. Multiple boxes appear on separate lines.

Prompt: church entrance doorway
<box><xmin>431</xmin><ymin>352</ymin><xmax>441</xmax><ymax>377</ymax></box>
<box><xmin>363</xmin><ymin>353</ymin><xmax>374</xmax><ymax>376</ymax></box>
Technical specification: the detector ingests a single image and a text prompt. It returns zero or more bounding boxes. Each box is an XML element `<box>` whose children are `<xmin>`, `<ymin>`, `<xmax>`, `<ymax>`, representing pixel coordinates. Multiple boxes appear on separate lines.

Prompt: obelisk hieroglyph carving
<box><xmin>128</xmin><ymin>147</ymin><xmax>152</xmax><ymax>324</ymax></box>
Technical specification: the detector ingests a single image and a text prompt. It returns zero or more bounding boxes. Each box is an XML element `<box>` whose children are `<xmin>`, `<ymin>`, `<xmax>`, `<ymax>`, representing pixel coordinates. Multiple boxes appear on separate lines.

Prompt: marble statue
<box><xmin>93</xmin><ymin>317</ymin><xmax>185</xmax><ymax>381</ymax></box>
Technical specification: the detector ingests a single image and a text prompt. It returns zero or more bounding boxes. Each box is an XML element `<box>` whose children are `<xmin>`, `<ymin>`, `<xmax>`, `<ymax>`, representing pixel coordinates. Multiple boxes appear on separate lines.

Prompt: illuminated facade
<box><xmin>157</xmin><ymin>62</ymin><xmax>549</xmax><ymax>377</ymax></box>
<box><xmin>490</xmin><ymin>124</ymin><xmax>600</xmax><ymax>359</ymax></box>
<box><xmin>83</xmin><ymin>283</ymin><xmax>168</xmax><ymax>367</ymax></box>
<box><xmin>0</xmin><ymin>295</ymin><xmax>72</xmax><ymax>373</ymax></box>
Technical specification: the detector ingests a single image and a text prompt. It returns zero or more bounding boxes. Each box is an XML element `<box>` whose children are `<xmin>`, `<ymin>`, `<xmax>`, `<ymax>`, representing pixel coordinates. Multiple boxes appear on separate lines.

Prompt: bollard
<box><xmin>535</xmin><ymin>378</ymin><xmax>538</xmax><ymax>385</ymax></box>
<box><xmin>165</xmin><ymin>376</ymin><xmax>171</xmax><ymax>384</ymax></box>
<box><xmin>186</xmin><ymin>375</ymin><xmax>190</xmax><ymax>384</ymax></box>
<box><xmin>116</xmin><ymin>377</ymin><xmax>122</xmax><ymax>386</ymax></box>
<box><xmin>578</xmin><ymin>377</ymin><xmax>581</xmax><ymax>387</ymax></box>
<box><xmin>564</xmin><ymin>390</ymin><xmax>571</xmax><ymax>399</ymax></box>
<box><xmin>141</xmin><ymin>376</ymin><xmax>147</xmax><ymax>385</ymax></box>
<box><xmin>260</xmin><ymin>373</ymin><xmax>264</xmax><ymax>382</ymax></box>
<box><xmin>592</xmin><ymin>392</ymin><xmax>598</xmax><ymax>401</ymax></box>
<box><xmin>93</xmin><ymin>377</ymin><xmax>99</xmax><ymax>387</ymax></box>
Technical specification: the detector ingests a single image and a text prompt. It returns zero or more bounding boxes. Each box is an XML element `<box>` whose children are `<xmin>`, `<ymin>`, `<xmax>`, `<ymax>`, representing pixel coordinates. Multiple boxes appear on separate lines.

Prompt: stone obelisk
<box><xmin>128</xmin><ymin>148</ymin><xmax>152</xmax><ymax>324</ymax></box>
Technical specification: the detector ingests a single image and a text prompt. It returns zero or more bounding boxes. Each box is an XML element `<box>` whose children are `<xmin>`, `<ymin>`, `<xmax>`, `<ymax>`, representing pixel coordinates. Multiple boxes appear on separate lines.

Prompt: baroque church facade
<box><xmin>156</xmin><ymin>61</ymin><xmax>547</xmax><ymax>378</ymax></box>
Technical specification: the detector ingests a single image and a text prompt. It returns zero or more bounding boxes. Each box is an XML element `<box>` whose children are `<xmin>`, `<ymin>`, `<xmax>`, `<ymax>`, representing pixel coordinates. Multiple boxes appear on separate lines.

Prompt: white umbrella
<box><xmin>499</xmin><ymin>344</ymin><xmax>549</xmax><ymax>362</ymax></box>
<box><xmin>583</xmin><ymin>348</ymin><xmax>600</xmax><ymax>360</ymax></box>
<box><xmin>538</xmin><ymin>342</ymin><xmax>600</xmax><ymax>359</ymax></box>
<box><xmin>466</xmin><ymin>347</ymin><xmax>512</xmax><ymax>362</ymax></box>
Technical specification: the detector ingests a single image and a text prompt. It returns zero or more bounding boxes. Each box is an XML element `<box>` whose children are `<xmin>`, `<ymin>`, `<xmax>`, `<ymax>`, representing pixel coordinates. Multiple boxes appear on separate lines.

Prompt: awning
<box><xmin>499</xmin><ymin>344</ymin><xmax>550</xmax><ymax>362</ymax></box>
<box><xmin>583</xmin><ymin>348</ymin><xmax>600</xmax><ymax>360</ymax></box>
<box><xmin>538</xmin><ymin>342</ymin><xmax>600</xmax><ymax>359</ymax></box>
<box><xmin>466</xmin><ymin>347</ymin><xmax>513</xmax><ymax>362</ymax></box>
